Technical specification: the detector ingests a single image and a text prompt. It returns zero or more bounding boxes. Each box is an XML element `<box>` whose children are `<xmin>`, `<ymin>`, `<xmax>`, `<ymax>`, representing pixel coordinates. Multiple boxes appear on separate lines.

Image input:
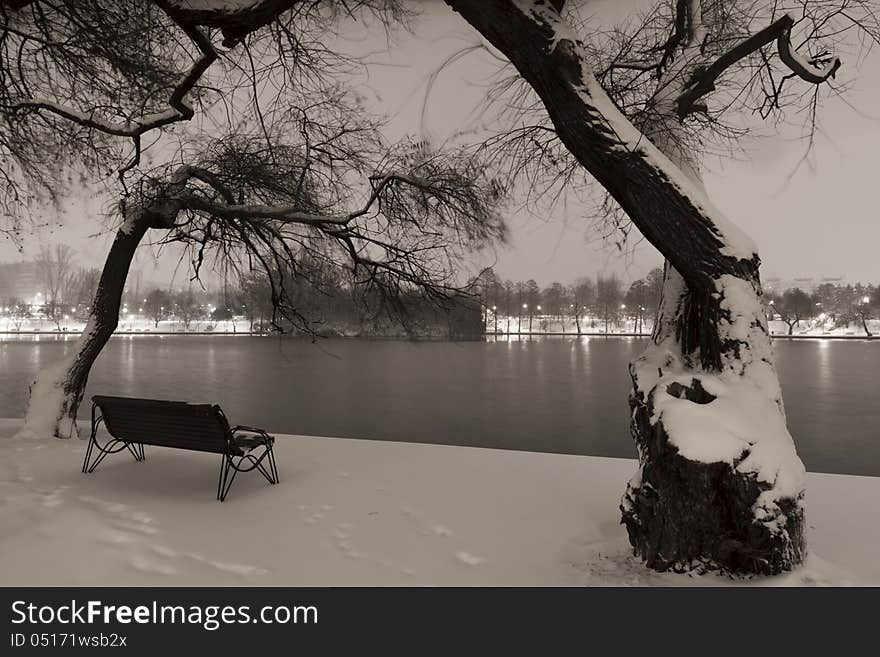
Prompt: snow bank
<box><xmin>0</xmin><ymin>419</ymin><xmax>875</xmax><ymax>586</ymax></box>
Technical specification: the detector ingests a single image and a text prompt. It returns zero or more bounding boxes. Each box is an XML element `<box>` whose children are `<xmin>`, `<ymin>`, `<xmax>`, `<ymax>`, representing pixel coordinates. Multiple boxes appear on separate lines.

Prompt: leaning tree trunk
<box><xmin>617</xmin><ymin>83</ymin><xmax>804</xmax><ymax>576</ymax></box>
<box><xmin>614</xmin><ymin>88</ymin><xmax>807</xmax><ymax>574</ymax></box>
<box><xmin>22</xmin><ymin>210</ymin><xmax>152</xmax><ymax>439</ymax></box>
<box><xmin>447</xmin><ymin>0</ymin><xmax>806</xmax><ymax>575</ymax></box>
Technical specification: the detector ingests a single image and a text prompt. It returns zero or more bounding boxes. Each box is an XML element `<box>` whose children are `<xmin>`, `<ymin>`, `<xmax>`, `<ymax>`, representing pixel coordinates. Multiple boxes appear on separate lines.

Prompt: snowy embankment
<box><xmin>1</xmin><ymin>317</ymin><xmax>244</xmax><ymax>334</ymax></box>
<box><xmin>1</xmin><ymin>418</ymin><xmax>877</xmax><ymax>586</ymax></box>
<box><xmin>488</xmin><ymin>317</ymin><xmax>879</xmax><ymax>337</ymax></box>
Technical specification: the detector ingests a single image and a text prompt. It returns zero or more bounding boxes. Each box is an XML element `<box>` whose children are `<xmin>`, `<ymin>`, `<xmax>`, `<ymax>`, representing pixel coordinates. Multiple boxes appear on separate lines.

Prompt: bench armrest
<box><xmin>232</xmin><ymin>425</ymin><xmax>271</xmax><ymax>436</ymax></box>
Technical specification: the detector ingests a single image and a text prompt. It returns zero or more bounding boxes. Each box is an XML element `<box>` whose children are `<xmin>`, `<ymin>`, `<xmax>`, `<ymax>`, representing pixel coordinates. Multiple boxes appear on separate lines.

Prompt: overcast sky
<box><xmin>4</xmin><ymin>0</ymin><xmax>879</xmax><ymax>288</ymax></box>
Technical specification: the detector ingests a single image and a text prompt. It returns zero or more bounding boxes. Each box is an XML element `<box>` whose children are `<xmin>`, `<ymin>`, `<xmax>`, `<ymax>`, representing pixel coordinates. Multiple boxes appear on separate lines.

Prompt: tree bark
<box><xmin>23</xmin><ymin>210</ymin><xmax>152</xmax><ymax>439</ymax></box>
<box><xmin>447</xmin><ymin>0</ymin><xmax>806</xmax><ymax>575</ymax></box>
<box><xmin>22</xmin><ymin>168</ymin><xmax>194</xmax><ymax>439</ymax></box>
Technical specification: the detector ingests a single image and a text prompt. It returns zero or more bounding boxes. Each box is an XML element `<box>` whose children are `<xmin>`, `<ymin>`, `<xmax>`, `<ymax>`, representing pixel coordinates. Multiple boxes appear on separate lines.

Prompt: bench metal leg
<box><xmin>217</xmin><ymin>441</ymin><xmax>279</xmax><ymax>502</ymax></box>
<box><xmin>83</xmin><ymin>403</ymin><xmax>144</xmax><ymax>474</ymax></box>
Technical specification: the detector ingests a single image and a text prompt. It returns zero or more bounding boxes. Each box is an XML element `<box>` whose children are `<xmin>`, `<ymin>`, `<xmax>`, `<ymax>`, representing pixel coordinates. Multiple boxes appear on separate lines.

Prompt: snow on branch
<box><xmin>7</xmin><ymin>2</ymin><xmax>219</xmax><ymax>173</ymax></box>
<box><xmin>453</xmin><ymin>0</ymin><xmax>759</xmax><ymax>275</ymax></box>
<box><xmin>123</xmin><ymin>141</ymin><xmax>505</xmax><ymax>331</ymax></box>
<box><xmin>677</xmin><ymin>12</ymin><xmax>841</xmax><ymax>119</ymax></box>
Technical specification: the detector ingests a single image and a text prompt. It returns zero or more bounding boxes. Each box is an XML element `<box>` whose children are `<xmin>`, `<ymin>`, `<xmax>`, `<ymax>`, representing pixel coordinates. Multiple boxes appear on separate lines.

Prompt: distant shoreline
<box><xmin>0</xmin><ymin>330</ymin><xmax>875</xmax><ymax>340</ymax></box>
<box><xmin>485</xmin><ymin>332</ymin><xmax>875</xmax><ymax>340</ymax></box>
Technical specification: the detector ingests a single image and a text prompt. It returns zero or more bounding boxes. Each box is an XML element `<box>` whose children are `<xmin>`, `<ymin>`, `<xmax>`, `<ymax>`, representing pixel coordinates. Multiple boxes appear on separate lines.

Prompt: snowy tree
<box><xmin>567</xmin><ymin>277</ymin><xmax>594</xmax><ymax>334</ymax></box>
<box><xmin>34</xmin><ymin>244</ymin><xmax>75</xmax><ymax>330</ymax></box>
<box><xmin>144</xmin><ymin>289</ymin><xmax>172</xmax><ymax>328</ymax></box>
<box><xmin>173</xmin><ymin>289</ymin><xmax>203</xmax><ymax>331</ymax></box>
<box><xmin>541</xmin><ymin>282</ymin><xmax>568</xmax><ymax>329</ymax></box>
<box><xmin>2</xmin><ymin>1</ymin><xmax>505</xmax><ymax>439</ymax></box>
<box><xmin>845</xmin><ymin>284</ymin><xmax>877</xmax><ymax>337</ymax></box>
<box><xmin>68</xmin><ymin>268</ymin><xmax>102</xmax><ymax>318</ymax></box>
<box><xmin>595</xmin><ymin>274</ymin><xmax>623</xmax><ymax>333</ymax></box>
<box><xmin>773</xmin><ymin>288</ymin><xmax>814</xmax><ymax>335</ymax></box>
<box><xmin>440</xmin><ymin>0</ymin><xmax>880</xmax><ymax>574</ymax></box>
<box><xmin>6</xmin><ymin>298</ymin><xmax>31</xmax><ymax>331</ymax></box>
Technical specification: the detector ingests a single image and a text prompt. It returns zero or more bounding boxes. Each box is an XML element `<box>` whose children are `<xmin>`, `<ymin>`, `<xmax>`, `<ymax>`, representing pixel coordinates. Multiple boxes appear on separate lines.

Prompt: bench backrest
<box><xmin>92</xmin><ymin>395</ymin><xmax>232</xmax><ymax>454</ymax></box>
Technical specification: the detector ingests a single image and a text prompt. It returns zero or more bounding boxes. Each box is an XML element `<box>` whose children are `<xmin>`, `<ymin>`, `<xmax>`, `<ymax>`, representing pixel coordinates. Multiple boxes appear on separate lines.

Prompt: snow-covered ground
<box><xmin>0</xmin><ymin>316</ymin><xmax>245</xmax><ymax>334</ymax></box>
<box><xmin>489</xmin><ymin>317</ymin><xmax>879</xmax><ymax>337</ymax></box>
<box><xmin>1</xmin><ymin>419</ymin><xmax>877</xmax><ymax>586</ymax></box>
<box><xmin>767</xmin><ymin>319</ymin><xmax>879</xmax><ymax>337</ymax></box>
<box><xmin>4</xmin><ymin>315</ymin><xmax>877</xmax><ymax>337</ymax></box>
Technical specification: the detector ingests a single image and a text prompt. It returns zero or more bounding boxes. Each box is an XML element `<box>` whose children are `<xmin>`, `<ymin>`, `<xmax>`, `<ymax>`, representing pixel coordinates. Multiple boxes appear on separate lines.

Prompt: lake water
<box><xmin>1</xmin><ymin>335</ymin><xmax>878</xmax><ymax>476</ymax></box>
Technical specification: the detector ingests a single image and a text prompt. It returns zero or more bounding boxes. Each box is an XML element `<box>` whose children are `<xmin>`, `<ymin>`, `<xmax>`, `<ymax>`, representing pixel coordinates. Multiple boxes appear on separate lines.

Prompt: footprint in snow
<box><xmin>149</xmin><ymin>545</ymin><xmax>267</xmax><ymax>577</ymax></box>
<box><xmin>455</xmin><ymin>551</ymin><xmax>486</xmax><ymax>566</ymax></box>
<box><xmin>129</xmin><ymin>555</ymin><xmax>178</xmax><ymax>576</ymax></box>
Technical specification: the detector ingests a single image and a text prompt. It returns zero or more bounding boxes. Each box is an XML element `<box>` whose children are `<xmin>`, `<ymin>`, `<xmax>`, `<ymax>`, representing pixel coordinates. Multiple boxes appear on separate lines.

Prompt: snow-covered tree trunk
<box><xmin>447</xmin><ymin>0</ymin><xmax>807</xmax><ymax>574</ymax></box>
<box><xmin>621</xmin><ymin>119</ymin><xmax>803</xmax><ymax>574</ymax></box>
<box><xmin>22</xmin><ymin>211</ymin><xmax>152</xmax><ymax>439</ymax></box>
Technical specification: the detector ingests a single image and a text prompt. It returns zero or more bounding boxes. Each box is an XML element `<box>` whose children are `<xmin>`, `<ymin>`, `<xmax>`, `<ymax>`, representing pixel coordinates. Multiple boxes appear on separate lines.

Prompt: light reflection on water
<box><xmin>0</xmin><ymin>334</ymin><xmax>877</xmax><ymax>476</ymax></box>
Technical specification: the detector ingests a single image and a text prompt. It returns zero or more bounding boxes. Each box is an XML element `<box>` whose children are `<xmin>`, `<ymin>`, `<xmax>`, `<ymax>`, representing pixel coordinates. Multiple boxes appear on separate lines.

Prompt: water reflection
<box><xmin>816</xmin><ymin>339</ymin><xmax>832</xmax><ymax>392</ymax></box>
<box><xmin>0</xmin><ymin>335</ymin><xmax>877</xmax><ymax>476</ymax></box>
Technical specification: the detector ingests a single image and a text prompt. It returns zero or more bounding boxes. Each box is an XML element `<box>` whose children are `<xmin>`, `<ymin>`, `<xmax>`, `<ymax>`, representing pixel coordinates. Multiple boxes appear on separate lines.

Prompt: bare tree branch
<box><xmin>678</xmin><ymin>12</ymin><xmax>841</xmax><ymax>118</ymax></box>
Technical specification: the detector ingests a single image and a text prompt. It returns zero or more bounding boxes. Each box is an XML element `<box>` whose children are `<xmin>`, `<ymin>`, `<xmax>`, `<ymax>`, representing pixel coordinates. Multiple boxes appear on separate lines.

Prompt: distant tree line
<box><xmin>765</xmin><ymin>283</ymin><xmax>879</xmax><ymax>336</ymax></box>
<box><xmin>2</xmin><ymin>245</ymin><xmax>101</xmax><ymax>330</ymax></box>
<box><xmin>473</xmin><ymin>267</ymin><xmax>665</xmax><ymax>334</ymax></box>
<box><xmin>125</xmin><ymin>258</ymin><xmax>482</xmax><ymax>339</ymax></box>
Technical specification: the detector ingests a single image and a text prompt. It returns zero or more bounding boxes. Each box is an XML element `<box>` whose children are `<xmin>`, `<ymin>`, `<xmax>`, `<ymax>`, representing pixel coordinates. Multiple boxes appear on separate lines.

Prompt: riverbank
<box><xmin>3</xmin><ymin>313</ymin><xmax>877</xmax><ymax>339</ymax></box>
<box><xmin>1</xmin><ymin>419</ymin><xmax>877</xmax><ymax>586</ymax></box>
<box><xmin>485</xmin><ymin>332</ymin><xmax>876</xmax><ymax>340</ymax></box>
<box><xmin>3</xmin><ymin>330</ymin><xmax>876</xmax><ymax>340</ymax></box>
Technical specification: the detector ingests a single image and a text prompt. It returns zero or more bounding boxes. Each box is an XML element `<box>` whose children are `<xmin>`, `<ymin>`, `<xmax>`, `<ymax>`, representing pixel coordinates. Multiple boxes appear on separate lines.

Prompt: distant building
<box><xmin>764</xmin><ymin>276</ymin><xmax>845</xmax><ymax>294</ymax></box>
<box><xmin>0</xmin><ymin>261</ymin><xmax>41</xmax><ymax>302</ymax></box>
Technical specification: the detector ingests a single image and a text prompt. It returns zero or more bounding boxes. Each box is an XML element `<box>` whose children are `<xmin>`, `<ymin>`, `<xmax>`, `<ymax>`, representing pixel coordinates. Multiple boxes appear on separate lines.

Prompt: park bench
<box><xmin>83</xmin><ymin>395</ymin><xmax>279</xmax><ymax>501</ymax></box>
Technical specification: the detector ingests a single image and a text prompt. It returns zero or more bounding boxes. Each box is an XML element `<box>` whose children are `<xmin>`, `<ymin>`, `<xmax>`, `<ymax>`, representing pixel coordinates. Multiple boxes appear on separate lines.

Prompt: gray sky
<box><xmin>5</xmin><ymin>0</ymin><xmax>879</xmax><ymax>288</ymax></box>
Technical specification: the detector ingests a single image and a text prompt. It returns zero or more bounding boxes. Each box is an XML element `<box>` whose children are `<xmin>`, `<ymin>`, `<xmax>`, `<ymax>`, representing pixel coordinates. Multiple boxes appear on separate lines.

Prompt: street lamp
<box><xmin>520</xmin><ymin>303</ymin><xmax>527</xmax><ymax>335</ymax></box>
<box><xmin>492</xmin><ymin>306</ymin><xmax>498</xmax><ymax>334</ymax></box>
